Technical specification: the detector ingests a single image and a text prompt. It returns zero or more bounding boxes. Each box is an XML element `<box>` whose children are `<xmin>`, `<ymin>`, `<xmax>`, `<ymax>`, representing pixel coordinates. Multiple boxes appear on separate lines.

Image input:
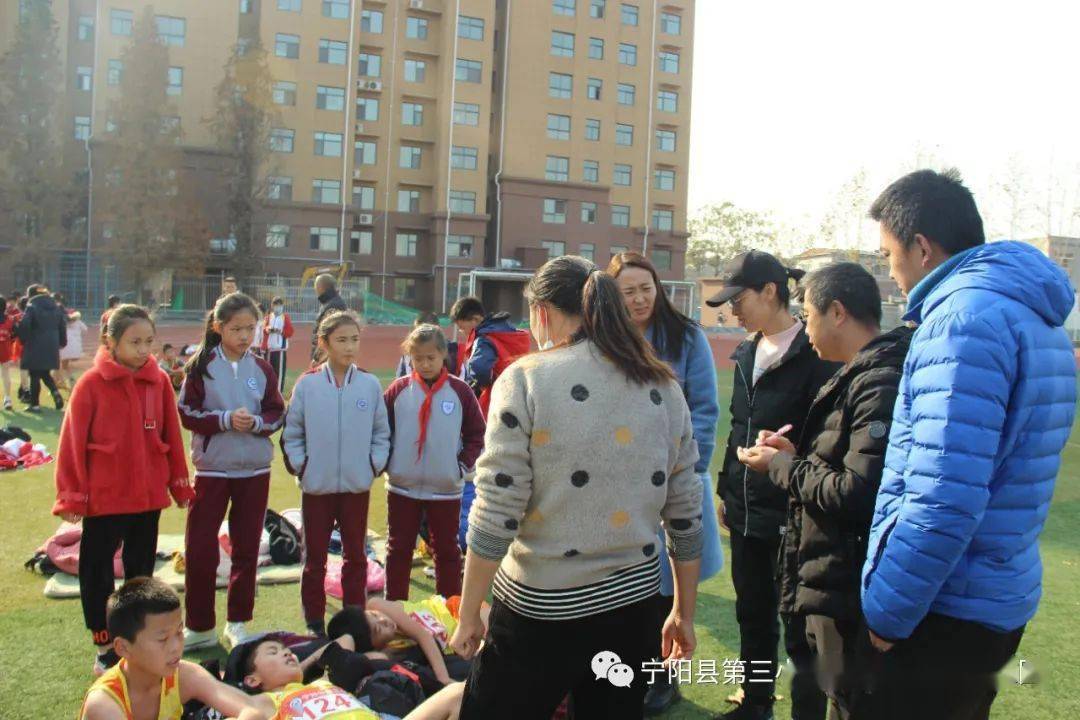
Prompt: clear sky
<box><xmin>688</xmin><ymin>0</ymin><xmax>1080</xmax><ymax>237</ymax></box>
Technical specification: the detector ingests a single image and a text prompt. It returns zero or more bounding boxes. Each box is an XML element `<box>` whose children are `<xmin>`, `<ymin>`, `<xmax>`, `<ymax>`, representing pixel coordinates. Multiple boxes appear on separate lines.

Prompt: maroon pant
<box><xmin>184</xmin><ymin>473</ymin><xmax>270</xmax><ymax>631</ymax></box>
<box><xmin>302</xmin><ymin>491</ymin><xmax>370</xmax><ymax>622</ymax></box>
<box><xmin>385</xmin><ymin>492</ymin><xmax>462</xmax><ymax>601</ymax></box>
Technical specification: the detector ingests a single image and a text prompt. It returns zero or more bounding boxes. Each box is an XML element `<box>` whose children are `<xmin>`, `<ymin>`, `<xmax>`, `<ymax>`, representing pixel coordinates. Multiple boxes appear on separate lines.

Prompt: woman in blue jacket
<box><xmin>609</xmin><ymin>251</ymin><xmax>723</xmax><ymax>715</ymax></box>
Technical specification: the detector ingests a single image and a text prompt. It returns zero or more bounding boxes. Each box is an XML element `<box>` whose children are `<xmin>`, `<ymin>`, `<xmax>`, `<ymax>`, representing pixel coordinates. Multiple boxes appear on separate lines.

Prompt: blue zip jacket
<box><xmin>862</xmin><ymin>241</ymin><xmax>1077</xmax><ymax>639</ymax></box>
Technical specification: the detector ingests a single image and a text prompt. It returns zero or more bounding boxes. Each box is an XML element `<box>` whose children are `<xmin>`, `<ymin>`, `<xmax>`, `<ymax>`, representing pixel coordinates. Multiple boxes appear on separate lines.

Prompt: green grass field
<box><xmin>1</xmin><ymin>369</ymin><xmax>1077</xmax><ymax>718</ymax></box>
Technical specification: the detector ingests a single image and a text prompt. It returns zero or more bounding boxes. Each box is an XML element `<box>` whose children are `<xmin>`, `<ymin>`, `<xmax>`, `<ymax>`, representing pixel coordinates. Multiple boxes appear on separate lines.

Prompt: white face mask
<box><xmin>272</xmin><ymin>305</ymin><xmax>283</xmax><ymax>315</ymax></box>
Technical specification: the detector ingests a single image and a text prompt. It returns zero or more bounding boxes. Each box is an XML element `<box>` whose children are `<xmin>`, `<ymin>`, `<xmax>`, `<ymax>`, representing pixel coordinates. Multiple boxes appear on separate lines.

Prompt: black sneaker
<box><xmin>715</xmin><ymin>701</ymin><xmax>774</xmax><ymax>720</ymax></box>
<box><xmin>24</xmin><ymin>405</ymin><xmax>41</xmax><ymax>414</ymax></box>
<box><xmin>644</xmin><ymin>679</ymin><xmax>681</xmax><ymax>716</ymax></box>
<box><xmin>52</xmin><ymin>392</ymin><xmax>64</xmax><ymax>411</ymax></box>
<box><xmin>306</xmin><ymin>620</ymin><xmax>326</xmax><ymax>638</ymax></box>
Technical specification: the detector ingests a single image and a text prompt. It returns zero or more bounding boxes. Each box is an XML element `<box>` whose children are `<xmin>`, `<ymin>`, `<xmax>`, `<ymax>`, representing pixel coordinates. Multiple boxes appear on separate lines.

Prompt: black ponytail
<box><xmin>184</xmin><ymin>292</ymin><xmax>260</xmax><ymax>379</ymax></box>
<box><xmin>527</xmin><ymin>256</ymin><xmax>674</xmax><ymax>385</ymax></box>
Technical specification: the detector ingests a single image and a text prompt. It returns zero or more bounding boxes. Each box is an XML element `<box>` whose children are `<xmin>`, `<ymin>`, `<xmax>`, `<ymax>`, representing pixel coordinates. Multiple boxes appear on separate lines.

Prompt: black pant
<box><xmin>28</xmin><ymin>369</ymin><xmax>59</xmax><ymax>407</ymax></box>
<box><xmin>730</xmin><ymin>530</ymin><xmax>825</xmax><ymax>718</ymax></box>
<box><xmin>80</xmin><ymin>511</ymin><xmax>161</xmax><ymax>644</ymax></box>
<box><xmin>852</xmin><ymin>613</ymin><xmax>1024</xmax><ymax>720</ymax></box>
<box><xmin>267</xmin><ymin>350</ymin><xmax>287</xmax><ymax>393</ymax></box>
<box><xmin>461</xmin><ymin>596</ymin><xmax>656</xmax><ymax>720</ymax></box>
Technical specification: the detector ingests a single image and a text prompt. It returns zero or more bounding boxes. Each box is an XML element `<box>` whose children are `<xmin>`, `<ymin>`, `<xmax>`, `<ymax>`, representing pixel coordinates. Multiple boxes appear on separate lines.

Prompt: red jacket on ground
<box><xmin>53</xmin><ymin>350</ymin><xmax>193</xmax><ymax>518</ymax></box>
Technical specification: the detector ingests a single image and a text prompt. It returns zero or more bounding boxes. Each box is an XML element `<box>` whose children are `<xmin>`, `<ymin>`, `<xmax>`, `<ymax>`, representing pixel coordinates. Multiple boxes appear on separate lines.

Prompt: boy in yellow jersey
<box><xmin>80</xmin><ymin>578</ymin><xmax>262</xmax><ymax>720</ymax></box>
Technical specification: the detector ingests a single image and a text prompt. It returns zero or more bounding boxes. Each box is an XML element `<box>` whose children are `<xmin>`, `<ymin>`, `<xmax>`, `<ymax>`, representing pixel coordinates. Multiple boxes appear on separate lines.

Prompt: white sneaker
<box><xmin>183</xmin><ymin>627</ymin><xmax>218</xmax><ymax>651</ymax></box>
<box><xmin>222</xmin><ymin>621</ymin><xmax>250</xmax><ymax>650</ymax></box>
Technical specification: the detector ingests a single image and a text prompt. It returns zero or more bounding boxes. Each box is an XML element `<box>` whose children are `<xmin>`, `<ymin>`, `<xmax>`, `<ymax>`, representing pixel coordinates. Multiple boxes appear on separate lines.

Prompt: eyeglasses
<box><xmin>727</xmin><ymin>290</ymin><xmax>749</xmax><ymax>309</ymax></box>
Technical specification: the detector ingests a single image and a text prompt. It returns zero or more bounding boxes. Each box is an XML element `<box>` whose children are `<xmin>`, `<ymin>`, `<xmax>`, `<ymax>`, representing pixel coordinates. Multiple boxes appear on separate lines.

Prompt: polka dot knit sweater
<box><xmin>467</xmin><ymin>340</ymin><xmax>705</xmax><ymax>620</ymax></box>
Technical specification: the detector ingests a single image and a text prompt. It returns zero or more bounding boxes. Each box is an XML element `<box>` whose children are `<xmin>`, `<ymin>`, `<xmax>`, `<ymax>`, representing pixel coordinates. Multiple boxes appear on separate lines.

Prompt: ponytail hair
<box><xmin>526</xmin><ymin>255</ymin><xmax>674</xmax><ymax>385</ymax></box>
<box><xmin>185</xmin><ymin>292</ymin><xmax>260</xmax><ymax>379</ymax></box>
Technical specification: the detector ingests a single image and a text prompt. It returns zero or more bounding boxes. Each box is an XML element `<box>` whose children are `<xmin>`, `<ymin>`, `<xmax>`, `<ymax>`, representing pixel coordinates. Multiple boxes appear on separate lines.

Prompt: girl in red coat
<box><xmin>53</xmin><ymin>304</ymin><xmax>193</xmax><ymax>675</ymax></box>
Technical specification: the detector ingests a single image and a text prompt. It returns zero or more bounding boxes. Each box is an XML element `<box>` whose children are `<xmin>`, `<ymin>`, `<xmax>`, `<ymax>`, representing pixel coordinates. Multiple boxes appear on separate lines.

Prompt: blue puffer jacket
<box><xmin>862</xmin><ymin>241</ymin><xmax>1076</xmax><ymax>640</ymax></box>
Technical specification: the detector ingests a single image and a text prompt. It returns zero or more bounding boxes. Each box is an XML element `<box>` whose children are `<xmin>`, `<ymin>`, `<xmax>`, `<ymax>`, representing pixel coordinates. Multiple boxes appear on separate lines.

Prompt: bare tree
<box><xmin>686</xmin><ymin>202</ymin><xmax>778</xmax><ymax>276</ymax></box>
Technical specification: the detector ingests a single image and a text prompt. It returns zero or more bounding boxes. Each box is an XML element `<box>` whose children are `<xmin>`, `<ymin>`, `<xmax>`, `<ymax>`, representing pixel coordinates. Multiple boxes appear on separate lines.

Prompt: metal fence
<box><xmin>159</xmin><ymin>275</ymin><xmax>372</xmax><ymax>323</ymax></box>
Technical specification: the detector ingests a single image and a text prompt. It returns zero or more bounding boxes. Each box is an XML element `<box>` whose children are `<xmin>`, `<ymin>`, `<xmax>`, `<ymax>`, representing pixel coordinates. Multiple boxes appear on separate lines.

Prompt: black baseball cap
<box><xmin>705</xmin><ymin>250</ymin><xmax>791</xmax><ymax>307</ymax></box>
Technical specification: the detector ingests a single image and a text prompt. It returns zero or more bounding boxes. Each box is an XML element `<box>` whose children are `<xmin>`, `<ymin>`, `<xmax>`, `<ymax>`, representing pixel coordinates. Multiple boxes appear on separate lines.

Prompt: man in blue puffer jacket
<box><xmin>859</xmin><ymin>168</ymin><xmax>1076</xmax><ymax>719</ymax></box>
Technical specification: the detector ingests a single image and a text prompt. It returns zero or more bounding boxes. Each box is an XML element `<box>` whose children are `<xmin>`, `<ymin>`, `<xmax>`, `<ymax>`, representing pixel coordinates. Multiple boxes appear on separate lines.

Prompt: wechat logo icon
<box><xmin>591</xmin><ymin>650</ymin><xmax>635</xmax><ymax>688</ymax></box>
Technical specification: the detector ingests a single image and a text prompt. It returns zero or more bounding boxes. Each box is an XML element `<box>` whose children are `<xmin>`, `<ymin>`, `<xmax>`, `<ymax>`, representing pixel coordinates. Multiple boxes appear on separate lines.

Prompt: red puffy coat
<box><xmin>53</xmin><ymin>350</ymin><xmax>193</xmax><ymax>518</ymax></box>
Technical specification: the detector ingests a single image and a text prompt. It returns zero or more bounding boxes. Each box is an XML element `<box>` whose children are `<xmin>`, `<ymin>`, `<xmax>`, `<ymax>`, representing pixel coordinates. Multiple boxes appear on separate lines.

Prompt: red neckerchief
<box><xmin>412</xmin><ymin>367</ymin><xmax>449</xmax><ymax>461</ymax></box>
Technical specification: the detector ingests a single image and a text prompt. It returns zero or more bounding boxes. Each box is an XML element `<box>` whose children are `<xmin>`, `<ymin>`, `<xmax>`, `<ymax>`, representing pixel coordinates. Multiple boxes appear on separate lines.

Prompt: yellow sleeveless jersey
<box><xmin>79</xmin><ymin>660</ymin><xmax>183</xmax><ymax>720</ymax></box>
<box><xmin>386</xmin><ymin>595</ymin><xmax>460</xmax><ymax>655</ymax></box>
<box><xmin>266</xmin><ymin>680</ymin><xmax>379</xmax><ymax>719</ymax></box>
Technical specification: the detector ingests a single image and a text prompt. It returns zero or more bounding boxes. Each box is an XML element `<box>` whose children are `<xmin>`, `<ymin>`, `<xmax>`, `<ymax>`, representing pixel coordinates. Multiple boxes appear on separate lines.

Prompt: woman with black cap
<box><xmin>706</xmin><ymin>250</ymin><xmax>838</xmax><ymax>720</ymax></box>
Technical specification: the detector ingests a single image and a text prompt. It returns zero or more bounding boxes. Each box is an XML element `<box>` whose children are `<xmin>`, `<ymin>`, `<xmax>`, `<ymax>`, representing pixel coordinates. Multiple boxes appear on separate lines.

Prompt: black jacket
<box><xmin>16</xmin><ymin>294</ymin><xmax>67</xmax><ymax>372</ymax></box>
<box><xmin>769</xmin><ymin>326</ymin><xmax>913</xmax><ymax>619</ymax></box>
<box><xmin>720</xmin><ymin>324</ymin><xmax>839</xmax><ymax>539</ymax></box>
<box><xmin>311</xmin><ymin>289</ymin><xmax>349</xmax><ymax>359</ymax></box>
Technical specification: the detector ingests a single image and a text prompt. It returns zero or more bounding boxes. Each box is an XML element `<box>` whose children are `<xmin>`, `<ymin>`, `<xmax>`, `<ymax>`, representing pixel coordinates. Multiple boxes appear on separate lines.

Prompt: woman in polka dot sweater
<box><xmin>448</xmin><ymin>255</ymin><xmax>705</xmax><ymax>720</ymax></box>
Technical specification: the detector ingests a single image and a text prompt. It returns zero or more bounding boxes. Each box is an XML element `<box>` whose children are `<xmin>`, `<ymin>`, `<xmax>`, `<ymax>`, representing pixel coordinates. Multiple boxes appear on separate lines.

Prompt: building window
<box><xmin>351</xmin><ymin>230</ymin><xmax>373</xmax><ymax>255</ymax></box>
<box><xmin>621</xmin><ymin>3</ymin><xmax>638</xmax><ymax>25</ymax></box>
<box><xmin>654</xmin><ymin>168</ymin><xmax>675</xmax><ymax>190</ymax></box>
<box><xmin>652</xmin><ymin>209</ymin><xmax>673</xmax><ymax>231</ymax></box>
<box><xmin>585</xmin><ymin>77</ymin><xmax>601</xmax><ymax>100</ymax></box>
<box><xmin>547</xmin><ymin>114</ymin><xmax>571</xmax><ymax>140</ymax></box>
<box><xmin>402</xmin><ymin>102</ymin><xmax>424</xmax><ymax>126</ymax></box>
<box><xmin>581</xmin><ymin>202</ymin><xmax>597</xmax><ymax>224</ymax></box>
<box><xmin>585</xmin><ymin>118</ymin><xmax>600</xmax><ymax>141</ymax></box>
<box><xmin>657</xmin><ymin>89</ymin><xmax>678</xmax><ymax>112</ymax></box>
<box><xmin>399</xmin><ymin>145</ymin><xmax>422</xmax><ymax>169</ymax></box>
<box><xmin>397</xmin><ymin>189</ymin><xmax>421</xmax><ymax>212</ymax></box>
<box><xmin>317</xmin><ymin>86</ymin><xmax>345</xmax><ymax>111</ymax></box>
<box><xmin>542</xmin><ymin>240</ymin><xmax>566</xmax><ymax>258</ymax></box>
<box><xmin>454</xmin><ymin>101</ymin><xmax>480</xmax><ymax>125</ymax></box>
<box><xmin>614</xmin><ymin>164</ymin><xmax>632</xmax><ymax>186</ymax></box>
<box><xmin>237</xmin><ymin>37</ymin><xmax>253</xmax><ymax>55</ymax></box>
<box><xmin>612</xmin><ymin>204</ymin><xmax>630</xmax><ymax>227</ymax></box>
<box><xmin>394</xmin><ymin>278</ymin><xmax>417</xmax><ymax>301</ymax></box>
<box><xmin>543</xmin><ymin>199</ymin><xmax>567</xmax><ymax>224</ymax></box>
<box><xmin>405</xmin><ymin>59</ymin><xmax>426</xmax><ymax>82</ymax></box>
<box><xmin>588</xmin><ymin>37</ymin><xmax>604</xmax><ymax>60</ymax></box>
<box><xmin>107</xmin><ymin>59</ymin><xmax>123</xmax><ymax>86</ymax></box>
<box><xmin>449</xmin><ymin>190</ymin><xmax>476</xmax><ymax>214</ymax></box>
<box><xmin>354</xmin><ymin>140</ymin><xmax>377</xmax><ymax>165</ymax></box>
<box><xmin>617</xmin><ymin>83</ymin><xmax>635</xmax><ymax>106</ymax></box>
<box><xmin>310</xmin><ymin>227</ymin><xmax>339</xmax><ymax>252</ymax></box>
<box><xmin>406</xmin><ymin>16</ymin><xmax>428</xmax><ymax>40</ymax></box>
<box><xmin>615</xmin><ymin>123</ymin><xmax>633</xmax><ymax>146</ymax></box>
<box><xmin>447</xmin><ymin>235</ymin><xmax>473</xmax><ymax>258</ymax></box>
<box><xmin>354</xmin><ymin>185</ymin><xmax>375</xmax><ymax>209</ymax></box>
<box><xmin>167</xmin><ymin>67</ymin><xmax>183</xmax><ymax>96</ymax></box>
<box><xmin>651</xmin><ymin>248</ymin><xmax>672</xmax><ymax>270</ymax></box>
<box><xmin>452</xmin><ymin>145</ymin><xmax>479</xmax><ymax>170</ymax></box>
<box><xmin>610</xmin><ymin>243</ymin><xmax>629</xmax><ymax>258</ymax></box>
<box><xmin>266</xmin><ymin>224</ymin><xmax>290</xmax><ymax>248</ymax></box>
<box><xmin>396</xmin><ymin>233</ymin><xmax>419</xmax><ymax>257</ymax></box>
<box><xmin>553</xmin><ymin>0</ymin><xmax>576</xmax><ymax>16</ymax></box>
<box><xmin>357</xmin><ymin>96</ymin><xmax>379</xmax><ymax>121</ymax></box>
<box><xmin>618</xmin><ymin>42</ymin><xmax>637</xmax><ymax>66</ymax></box>
<box><xmin>77</xmin><ymin>15</ymin><xmax>94</xmax><ymax>41</ymax></box>
<box><xmin>276</xmin><ymin>33</ymin><xmax>300</xmax><ymax>58</ymax></box>
<box><xmin>459</xmin><ymin>16</ymin><xmax>484</xmax><ymax>40</ymax></box>
<box><xmin>110</xmin><ymin>9</ymin><xmax>133</xmax><ymax>36</ymax></box>
<box><xmin>657</xmin><ymin>129</ymin><xmax>676</xmax><ymax>152</ymax></box>
<box><xmin>549</xmin><ymin>72</ymin><xmax>572</xmax><ymax>99</ymax></box>
<box><xmin>583</xmin><ymin>160</ymin><xmax>599</xmax><ymax>183</ymax></box>
<box><xmin>580</xmin><ymin>243</ymin><xmax>596</xmax><ymax>261</ymax></box>
<box><xmin>456</xmin><ymin>59</ymin><xmax>482</xmax><ymax>83</ymax></box>
<box><xmin>273</xmin><ymin>80</ymin><xmax>297</xmax><ymax>106</ymax></box>
<box><xmin>267</xmin><ymin>176</ymin><xmax>293</xmax><ymax>200</ymax></box>
<box><xmin>589</xmin><ymin>0</ymin><xmax>605</xmax><ymax>18</ymax></box>
<box><xmin>74</xmin><ymin>116</ymin><xmax>90</xmax><ymax>141</ymax></box>
<box><xmin>75</xmin><ymin>66</ymin><xmax>92</xmax><ymax>92</ymax></box>
<box><xmin>546</xmin><ymin>156</ymin><xmax>569</xmax><ymax>182</ymax></box>
<box><xmin>155</xmin><ymin>16</ymin><xmax>185</xmax><ymax>47</ymax></box>
<box><xmin>659</xmin><ymin>50</ymin><xmax>680</xmax><ymax>74</ymax></box>
<box><xmin>240</xmin><ymin>0</ymin><xmax>253</xmax><ymax>13</ymax></box>
<box><xmin>314</xmin><ymin>131</ymin><xmax>343</xmax><ymax>157</ymax></box>
<box><xmin>551</xmin><ymin>31</ymin><xmax>575</xmax><ymax>58</ymax></box>
<box><xmin>359</xmin><ymin>53</ymin><xmax>381</xmax><ymax>77</ymax></box>
<box><xmin>361</xmin><ymin>9</ymin><xmax>383</xmax><ymax>33</ymax></box>
<box><xmin>323</xmin><ymin>0</ymin><xmax>349</xmax><ymax>19</ymax></box>
<box><xmin>319</xmin><ymin>39</ymin><xmax>347</xmax><ymax>64</ymax></box>
<box><xmin>661</xmin><ymin>12</ymin><xmax>681</xmax><ymax>35</ymax></box>
<box><xmin>312</xmin><ymin>179</ymin><xmax>341</xmax><ymax>204</ymax></box>
<box><xmin>278</xmin><ymin>0</ymin><xmax>301</xmax><ymax>11</ymax></box>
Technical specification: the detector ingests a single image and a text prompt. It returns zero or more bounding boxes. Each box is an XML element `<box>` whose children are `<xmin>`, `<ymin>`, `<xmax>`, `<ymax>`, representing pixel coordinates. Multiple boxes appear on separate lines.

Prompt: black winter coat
<box><xmin>720</xmin><ymin>325</ymin><xmax>839</xmax><ymax>539</ymax></box>
<box><xmin>311</xmin><ymin>289</ymin><xmax>349</xmax><ymax>359</ymax></box>
<box><xmin>16</xmin><ymin>294</ymin><xmax>67</xmax><ymax>372</ymax></box>
<box><xmin>769</xmin><ymin>326</ymin><xmax>913</xmax><ymax>619</ymax></box>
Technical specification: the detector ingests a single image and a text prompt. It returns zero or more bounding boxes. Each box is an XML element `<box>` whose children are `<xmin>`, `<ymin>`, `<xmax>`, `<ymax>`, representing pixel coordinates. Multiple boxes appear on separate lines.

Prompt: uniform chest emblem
<box><xmin>441</xmin><ymin>400</ymin><xmax>455</xmax><ymax>415</ymax></box>
<box><xmin>246</xmin><ymin>377</ymin><xmax>258</xmax><ymax>391</ymax></box>
<box><xmin>357</xmin><ymin>398</ymin><xmax>369</xmax><ymax>410</ymax></box>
